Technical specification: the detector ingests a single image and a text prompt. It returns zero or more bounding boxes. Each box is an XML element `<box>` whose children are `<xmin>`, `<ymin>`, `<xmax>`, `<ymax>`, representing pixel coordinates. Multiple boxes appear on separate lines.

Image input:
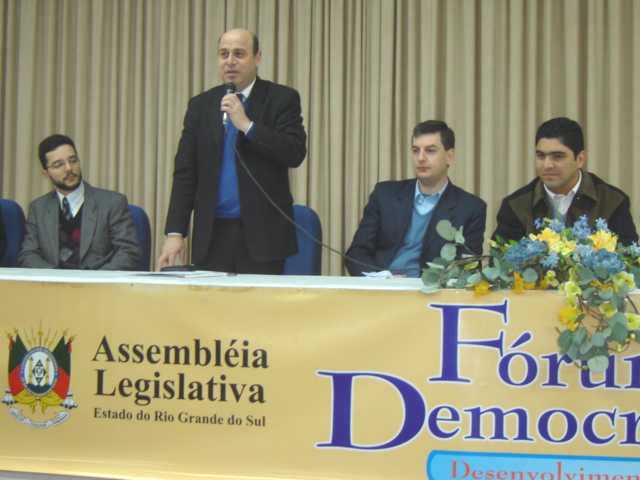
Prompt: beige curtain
<box><xmin>1</xmin><ymin>0</ymin><xmax>639</xmax><ymax>274</ymax></box>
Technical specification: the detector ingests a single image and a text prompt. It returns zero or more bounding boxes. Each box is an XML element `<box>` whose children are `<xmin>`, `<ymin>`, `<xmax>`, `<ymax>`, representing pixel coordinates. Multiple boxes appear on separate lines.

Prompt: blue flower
<box><xmin>627</xmin><ymin>242</ymin><xmax>640</xmax><ymax>257</ymax></box>
<box><xmin>582</xmin><ymin>250</ymin><xmax>625</xmax><ymax>278</ymax></box>
<box><xmin>595</xmin><ymin>218</ymin><xmax>610</xmax><ymax>232</ymax></box>
<box><xmin>549</xmin><ymin>219</ymin><xmax>565</xmax><ymax>233</ymax></box>
<box><xmin>541</xmin><ymin>252</ymin><xmax>559</xmax><ymax>269</ymax></box>
<box><xmin>534</xmin><ymin>218</ymin><xmax>544</xmax><ymax>230</ymax></box>
<box><xmin>504</xmin><ymin>239</ymin><xmax>547</xmax><ymax>269</ymax></box>
<box><xmin>575</xmin><ymin>244</ymin><xmax>594</xmax><ymax>260</ymax></box>
<box><xmin>571</xmin><ymin>215</ymin><xmax>592</xmax><ymax>240</ymax></box>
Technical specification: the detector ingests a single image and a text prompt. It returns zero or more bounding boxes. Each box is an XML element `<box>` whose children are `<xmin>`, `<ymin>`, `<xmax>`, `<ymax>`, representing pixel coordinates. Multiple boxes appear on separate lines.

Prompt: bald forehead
<box><xmin>218</xmin><ymin>29</ymin><xmax>255</xmax><ymax>51</ymax></box>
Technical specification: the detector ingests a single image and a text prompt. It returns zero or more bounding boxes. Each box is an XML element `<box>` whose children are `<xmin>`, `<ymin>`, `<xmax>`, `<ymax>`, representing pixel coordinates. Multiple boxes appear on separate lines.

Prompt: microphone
<box><xmin>222</xmin><ymin>82</ymin><xmax>236</xmax><ymax>126</ymax></box>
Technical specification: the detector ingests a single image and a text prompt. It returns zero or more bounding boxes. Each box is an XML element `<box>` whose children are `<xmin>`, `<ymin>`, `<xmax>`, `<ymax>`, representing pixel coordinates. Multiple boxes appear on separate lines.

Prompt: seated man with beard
<box><xmin>18</xmin><ymin>134</ymin><xmax>140</xmax><ymax>270</ymax></box>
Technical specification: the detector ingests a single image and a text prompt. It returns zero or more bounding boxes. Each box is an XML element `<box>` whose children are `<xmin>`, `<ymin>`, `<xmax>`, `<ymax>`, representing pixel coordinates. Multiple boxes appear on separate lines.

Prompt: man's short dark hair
<box><xmin>38</xmin><ymin>134</ymin><xmax>76</xmax><ymax>169</ymax></box>
<box><xmin>535</xmin><ymin>117</ymin><xmax>584</xmax><ymax>157</ymax></box>
<box><xmin>412</xmin><ymin>120</ymin><xmax>455</xmax><ymax>150</ymax></box>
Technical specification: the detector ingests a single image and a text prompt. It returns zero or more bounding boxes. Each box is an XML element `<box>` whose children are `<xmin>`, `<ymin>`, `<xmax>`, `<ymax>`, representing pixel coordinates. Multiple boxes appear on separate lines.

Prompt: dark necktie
<box><xmin>62</xmin><ymin>197</ymin><xmax>73</xmax><ymax>221</ymax></box>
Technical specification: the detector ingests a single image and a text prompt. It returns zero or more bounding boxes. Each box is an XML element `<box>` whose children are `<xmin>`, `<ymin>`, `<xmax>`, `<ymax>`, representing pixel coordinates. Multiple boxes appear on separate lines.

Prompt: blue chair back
<box><xmin>127</xmin><ymin>204</ymin><xmax>151</xmax><ymax>271</ymax></box>
<box><xmin>0</xmin><ymin>198</ymin><xmax>26</xmax><ymax>267</ymax></box>
<box><xmin>283</xmin><ymin>205</ymin><xmax>322</xmax><ymax>275</ymax></box>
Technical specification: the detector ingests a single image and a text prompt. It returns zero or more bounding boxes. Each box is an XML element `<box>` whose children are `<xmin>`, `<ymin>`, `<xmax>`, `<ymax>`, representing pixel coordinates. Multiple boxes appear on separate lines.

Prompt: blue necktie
<box><xmin>216</xmin><ymin>93</ymin><xmax>245</xmax><ymax>218</ymax></box>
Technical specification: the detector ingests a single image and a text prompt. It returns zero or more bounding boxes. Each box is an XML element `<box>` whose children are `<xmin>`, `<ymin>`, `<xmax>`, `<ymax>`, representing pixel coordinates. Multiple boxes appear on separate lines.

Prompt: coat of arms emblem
<box><xmin>3</xmin><ymin>329</ymin><xmax>78</xmax><ymax>428</ymax></box>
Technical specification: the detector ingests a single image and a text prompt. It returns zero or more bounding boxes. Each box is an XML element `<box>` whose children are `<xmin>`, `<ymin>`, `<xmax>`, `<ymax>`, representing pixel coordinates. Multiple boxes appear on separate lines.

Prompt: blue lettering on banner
<box><xmin>316</xmin><ymin>300</ymin><xmax>640</xmax><ymax>452</ymax></box>
<box><xmin>427</xmin><ymin>451</ymin><xmax>640</xmax><ymax>479</ymax></box>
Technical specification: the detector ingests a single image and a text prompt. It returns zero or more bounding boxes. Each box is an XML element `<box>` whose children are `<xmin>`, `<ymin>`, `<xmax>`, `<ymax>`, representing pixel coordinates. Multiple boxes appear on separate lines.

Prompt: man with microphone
<box><xmin>158</xmin><ymin>28</ymin><xmax>307</xmax><ymax>273</ymax></box>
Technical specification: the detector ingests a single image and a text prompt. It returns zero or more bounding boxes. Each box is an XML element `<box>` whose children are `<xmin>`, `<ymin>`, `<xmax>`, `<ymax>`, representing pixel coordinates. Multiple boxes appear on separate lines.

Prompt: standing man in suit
<box><xmin>18</xmin><ymin>134</ymin><xmax>140</xmax><ymax>270</ymax></box>
<box><xmin>158</xmin><ymin>28</ymin><xmax>307</xmax><ymax>273</ymax></box>
<box><xmin>493</xmin><ymin>117</ymin><xmax>638</xmax><ymax>244</ymax></box>
<box><xmin>346</xmin><ymin>120</ymin><xmax>487</xmax><ymax>277</ymax></box>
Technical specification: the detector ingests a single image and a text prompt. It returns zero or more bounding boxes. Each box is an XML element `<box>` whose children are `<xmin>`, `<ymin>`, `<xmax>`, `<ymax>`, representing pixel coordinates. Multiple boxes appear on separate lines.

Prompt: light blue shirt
<box><xmin>388</xmin><ymin>181</ymin><xmax>446</xmax><ymax>277</ymax></box>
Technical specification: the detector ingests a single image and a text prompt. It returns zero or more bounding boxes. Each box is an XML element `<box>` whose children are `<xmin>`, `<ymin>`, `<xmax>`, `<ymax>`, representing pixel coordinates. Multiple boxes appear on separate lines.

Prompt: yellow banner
<box><xmin>1</xmin><ymin>280</ymin><xmax>639</xmax><ymax>480</ymax></box>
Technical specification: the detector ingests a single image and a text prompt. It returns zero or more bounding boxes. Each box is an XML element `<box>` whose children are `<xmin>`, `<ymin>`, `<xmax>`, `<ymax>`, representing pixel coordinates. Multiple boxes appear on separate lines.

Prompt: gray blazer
<box><xmin>18</xmin><ymin>182</ymin><xmax>140</xmax><ymax>270</ymax></box>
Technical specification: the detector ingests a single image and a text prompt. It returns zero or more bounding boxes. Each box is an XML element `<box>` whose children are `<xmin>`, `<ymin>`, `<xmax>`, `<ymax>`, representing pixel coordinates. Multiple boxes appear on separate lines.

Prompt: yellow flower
<box><xmin>539</xmin><ymin>270</ymin><xmax>559</xmax><ymax>289</ymax></box>
<box><xmin>626</xmin><ymin>313</ymin><xmax>640</xmax><ymax>330</ymax></box>
<box><xmin>563</xmin><ymin>281</ymin><xmax>582</xmax><ymax>306</ymax></box>
<box><xmin>512</xmin><ymin>272</ymin><xmax>524</xmax><ymax>293</ymax></box>
<box><xmin>556</xmin><ymin>240</ymin><xmax>577</xmax><ymax>256</ymax></box>
<box><xmin>599</xmin><ymin>302</ymin><xmax>617</xmax><ymax>318</ymax></box>
<box><xmin>531</xmin><ymin>228</ymin><xmax>560</xmax><ymax>246</ymax></box>
<box><xmin>590</xmin><ymin>230</ymin><xmax>617</xmax><ymax>252</ymax></box>
<box><xmin>613</xmin><ymin>271</ymin><xmax>636</xmax><ymax>292</ymax></box>
<box><xmin>474</xmin><ymin>280</ymin><xmax>491</xmax><ymax>296</ymax></box>
<box><xmin>559</xmin><ymin>304</ymin><xmax>580</xmax><ymax>332</ymax></box>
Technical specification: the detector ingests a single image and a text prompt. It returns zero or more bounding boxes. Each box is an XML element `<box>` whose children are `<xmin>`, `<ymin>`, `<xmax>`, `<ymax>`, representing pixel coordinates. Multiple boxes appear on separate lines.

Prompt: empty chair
<box><xmin>283</xmin><ymin>205</ymin><xmax>322</xmax><ymax>275</ymax></box>
<box><xmin>127</xmin><ymin>204</ymin><xmax>152</xmax><ymax>271</ymax></box>
<box><xmin>0</xmin><ymin>198</ymin><xmax>26</xmax><ymax>267</ymax></box>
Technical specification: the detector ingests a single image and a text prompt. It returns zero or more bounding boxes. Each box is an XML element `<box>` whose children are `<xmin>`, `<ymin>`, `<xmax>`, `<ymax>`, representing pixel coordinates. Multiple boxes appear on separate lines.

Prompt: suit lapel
<box><xmin>79</xmin><ymin>184</ymin><xmax>97</xmax><ymax>261</ymax></box>
<box><xmin>199</xmin><ymin>87</ymin><xmax>225</xmax><ymax>165</ymax></box>
<box><xmin>247</xmin><ymin>77</ymin><xmax>266</xmax><ymax>124</ymax></box>
<box><xmin>44</xmin><ymin>193</ymin><xmax>60</xmax><ymax>265</ymax></box>
<box><xmin>395</xmin><ymin>181</ymin><xmax>416</xmax><ymax>240</ymax></box>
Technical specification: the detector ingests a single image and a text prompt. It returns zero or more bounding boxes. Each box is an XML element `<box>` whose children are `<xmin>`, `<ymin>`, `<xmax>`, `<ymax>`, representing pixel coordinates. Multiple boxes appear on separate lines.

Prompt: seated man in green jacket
<box><xmin>493</xmin><ymin>117</ymin><xmax>638</xmax><ymax>244</ymax></box>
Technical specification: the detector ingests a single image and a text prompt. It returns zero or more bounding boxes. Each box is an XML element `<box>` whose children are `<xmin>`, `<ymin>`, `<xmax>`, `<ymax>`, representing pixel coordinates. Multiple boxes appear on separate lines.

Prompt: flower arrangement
<box><xmin>421</xmin><ymin>215</ymin><xmax>640</xmax><ymax>372</ymax></box>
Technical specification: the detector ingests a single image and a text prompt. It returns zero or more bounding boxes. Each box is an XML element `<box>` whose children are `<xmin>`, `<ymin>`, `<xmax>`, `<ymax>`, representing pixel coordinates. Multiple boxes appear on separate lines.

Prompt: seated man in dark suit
<box><xmin>493</xmin><ymin>117</ymin><xmax>638</xmax><ymax>244</ymax></box>
<box><xmin>346</xmin><ymin>120</ymin><xmax>487</xmax><ymax>277</ymax></box>
<box><xmin>18</xmin><ymin>134</ymin><xmax>140</xmax><ymax>270</ymax></box>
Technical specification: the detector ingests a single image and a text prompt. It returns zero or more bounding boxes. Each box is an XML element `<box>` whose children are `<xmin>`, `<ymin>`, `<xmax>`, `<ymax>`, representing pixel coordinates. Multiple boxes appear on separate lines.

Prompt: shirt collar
<box><xmin>543</xmin><ymin>170</ymin><xmax>582</xmax><ymax>200</ymax></box>
<box><xmin>239</xmin><ymin>78</ymin><xmax>256</xmax><ymax>99</ymax></box>
<box><xmin>56</xmin><ymin>181</ymin><xmax>85</xmax><ymax>218</ymax></box>
<box><xmin>414</xmin><ymin>179</ymin><xmax>448</xmax><ymax>201</ymax></box>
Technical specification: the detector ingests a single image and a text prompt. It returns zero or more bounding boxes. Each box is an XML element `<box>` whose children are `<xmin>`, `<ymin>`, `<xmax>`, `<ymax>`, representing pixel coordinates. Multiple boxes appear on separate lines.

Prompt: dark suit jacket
<box><xmin>345</xmin><ymin>179</ymin><xmax>487</xmax><ymax>276</ymax></box>
<box><xmin>164</xmin><ymin>77</ymin><xmax>307</xmax><ymax>265</ymax></box>
<box><xmin>18</xmin><ymin>182</ymin><xmax>140</xmax><ymax>270</ymax></box>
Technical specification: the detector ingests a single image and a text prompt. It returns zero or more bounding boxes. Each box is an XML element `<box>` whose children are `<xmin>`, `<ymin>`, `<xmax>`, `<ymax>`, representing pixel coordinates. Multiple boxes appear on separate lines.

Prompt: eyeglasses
<box><xmin>46</xmin><ymin>157</ymin><xmax>80</xmax><ymax>170</ymax></box>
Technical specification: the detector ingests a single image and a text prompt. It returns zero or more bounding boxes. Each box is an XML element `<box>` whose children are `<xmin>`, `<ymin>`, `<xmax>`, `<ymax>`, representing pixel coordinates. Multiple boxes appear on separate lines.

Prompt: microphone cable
<box><xmin>234</xmin><ymin>145</ymin><xmax>383</xmax><ymax>274</ymax></box>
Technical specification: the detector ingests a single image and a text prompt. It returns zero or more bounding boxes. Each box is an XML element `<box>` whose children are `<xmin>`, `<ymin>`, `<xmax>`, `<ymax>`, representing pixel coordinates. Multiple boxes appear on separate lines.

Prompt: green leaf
<box><xmin>466</xmin><ymin>272</ymin><xmax>482</xmax><ymax>286</ymax></box>
<box><xmin>421</xmin><ymin>284</ymin><xmax>440</xmax><ymax>294</ymax></box>
<box><xmin>602</xmin><ymin>327</ymin><xmax>612</xmax><ymax>337</ymax></box>
<box><xmin>591</xmin><ymin>332</ymin><xmax>606</xmax><ymax>347</ymax></box>
<box><xmin>573</xmin><ymin>327</ymin><xmax>587</xmax><ymax>345</ymax></box>
<box><xmin>611</xmin><ymin>323</ymin><xmax>628</xmax><ymax>343</ymax></box>
<box><xmin>599</xmin><ymin>289</ymin><xmax>613</xmax><ymax>301</ymax></box>
<box><xmin>440</xmin><ymin>243</ymin><xmax>457</xmax><ymax>262</ymax></box>
<box><xmin>609</xmin><ymin>312</ymin><xmax>627</xmax><ymax>327</ymax></box>
<box><xmin>454</xmin><ymin>226</ymin><xmax>465</xmax><ymax>245</ymax></box>
<box><xmin>587</xmin><ymin>356</ymin><xmax>610</xmax><ymax>373</ymax></box>
<box><xmin>426</xmin><ymin>262</ymin><xmax>445</xmax><ymax>270</ymax></box>
<box><xmin>567</xmin><ymin>344</ymin><xmax>578</xmax><ymax>361</ymax></box>
<box><xmin>422</xmin><ymin>270</ymin><xmax>441</xmax><ymax>285</ymax></box>
<box><xmin>493</xmin><ymin>257</ymin><xmax>502</xmax><ymax>271</ymax></box>
<box><xmin>558</xmin><ymin>330</ymin><xmax>573</xmax><ymax>353</ymax></box>
<box><xmin>454</xmin><ymin>276</ymin><xmax>467</xmax><ymax>289</ymax></box>
<box><xmin>483</xmin><ymin>267</ymin><xmax>500</xmax><ymax>281</ymax></box>
<box><xmin>576</xmin><ymin>266</ymin><xmax>595</xmax><ymax>285</ymax></box>
<box><xmin>463</xmin><ymin>261</ymin><xmax>480</xmax><ymax>271</ymax></box>
<box><xmin>579</xmin><ymin>338</ymin><xmax>593</xmax><ymax>354</ymax></box>
<box><xmin>522</xmin><ymin>268</ymin><xmax>538</xmax><ymax>284</ymax></box>
<box><xmin>436</xmin><ymin>220</ymin><xmax>456</xmax><ymax>242</ymax></box>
